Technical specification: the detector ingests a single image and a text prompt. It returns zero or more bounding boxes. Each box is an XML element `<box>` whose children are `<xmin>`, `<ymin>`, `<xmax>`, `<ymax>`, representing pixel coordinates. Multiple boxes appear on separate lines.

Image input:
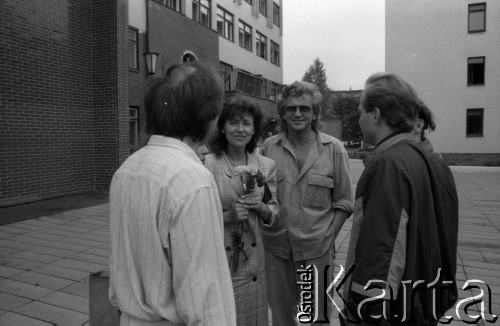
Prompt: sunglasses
<box><xmin>284</xmin><ymin>105</ymin><xmax>313</xmax><ymax>115</ymax></box>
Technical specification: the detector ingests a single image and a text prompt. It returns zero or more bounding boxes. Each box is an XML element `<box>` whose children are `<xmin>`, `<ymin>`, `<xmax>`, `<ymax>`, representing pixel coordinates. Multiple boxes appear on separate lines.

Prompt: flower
<box><xmin>234</xmin><ymin>164</ymin><xmax>265</xmax><ymax>193</ymax></box>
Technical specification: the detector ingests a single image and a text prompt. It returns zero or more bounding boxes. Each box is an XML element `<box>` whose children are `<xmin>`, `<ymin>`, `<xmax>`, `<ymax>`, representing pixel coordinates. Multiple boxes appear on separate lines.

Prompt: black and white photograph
<box><xmin>1</xmin><ymin>0</ymin><xmax>499</xmax><ymax>325</ymax></box>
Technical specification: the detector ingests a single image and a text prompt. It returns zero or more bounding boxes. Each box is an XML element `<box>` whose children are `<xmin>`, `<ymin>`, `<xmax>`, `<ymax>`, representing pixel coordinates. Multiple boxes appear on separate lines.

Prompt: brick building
<box><xmin>0</xmin><ymin>0</ymin><xmax>128</xmax><ymax>207</ymax></box>
<box><xmin>0</xmin><ymin>0</ymin><xmax>283</xmax><ymax>208</ymax></box>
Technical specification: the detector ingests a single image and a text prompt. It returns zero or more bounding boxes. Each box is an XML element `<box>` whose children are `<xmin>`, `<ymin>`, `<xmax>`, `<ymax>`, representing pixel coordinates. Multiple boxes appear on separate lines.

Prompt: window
<box><xmin>236</xmin><ymin>71</ymin><xmax>263</xmax><ymax>97</ymax></box>
<box><xmin>244</xmin><ymin>0</ymin><xmax>252</xmax><ymax>4</ymax></box>
<box><xmin>261</xmin><ymin>78</ymin><xmax>268</xmax><ymax>98</ymax></box>
<box><xmin>153</xmin><ymin>0</ymin><xmax>182</xmax><ymax>12</ymax></box>
<box><xmin>270</xmin><ymin>82</ymin><xmax>280</xmax><ymax>101</ymax></box>
<box><xmin>239</xmin><ymin>21</ymin><xmax>252</xmax><ymax>51</ymax></box>
<box><xmin>270</xmin><ymin>41</ymin><xmax>280</xmax><ymax>66</ymax></box>
<box><xmin>467</xmin><ymin>57</ymin><xmax>485</xmax><ymax>85</ymax></box>
<box><xmin>182</xmin><ymin>52</ymin><xmax>197</xmax><ymax>63</ymax></box>
<box><xmin>466</xmin><ymin>109</ymin><xmax>484</xmax><ymax>137</ymax></box>
<box><xmin>273</xmin><ymin>2</ymin><xmax>280</xmax><ymax>27</ymax></box>
<box><xmin>192</xmin><ymin>0</ymin><xmax>211</xmax><ymax>28</ymax></box>
<box><xmin>217</xmin><ymin>6</ymin><xmax>234</xmax><ymax>41</ymax></box>
<box><xmin>129</xmin><ymin>107</ymin><xmax>139</xmax><ymax>153</ymax></box>
<box><xmin>128</xmin><ymin>27</ymin><xmax>138</xmax><ymax>70</ymax></box>
<box><xmin>256</xmin><ymin>32</ymin><xmax>267</xmax><ymax>59</ymax></box>
<box><xmin>468</xmin><ymin>3</ymin><xmax>486</xmax><ymax>33</ymax></box>
<box><xmin>259</xmin><ymin>0</ymin><xmax>267</xmax><ymax>17</ymax></box>
<box><xmin>220</xmin><ymin>61</ymin><xmax>233</xmax><ymax>91</ymax></box>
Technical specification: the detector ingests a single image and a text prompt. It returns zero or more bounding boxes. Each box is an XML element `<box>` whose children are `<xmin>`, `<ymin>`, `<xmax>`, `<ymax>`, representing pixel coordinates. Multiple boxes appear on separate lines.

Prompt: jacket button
<box><xmin>251</xmin><ymin>242</ymin><xmax>256</xmax><ymax>247</ymax></box>
<box><xmin>252</xmin><ymin>277</ymin><xmax>257</xmax><ymax>282</ymax></box>
<box><xmin>226</xmin><ymin>246</ymin><xmax>231</xmax><ymax>251</ymax></box>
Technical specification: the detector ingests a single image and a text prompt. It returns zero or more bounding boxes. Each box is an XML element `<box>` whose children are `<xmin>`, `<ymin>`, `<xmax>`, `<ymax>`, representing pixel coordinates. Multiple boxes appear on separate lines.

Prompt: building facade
<box><xmin>128</xmin><ymin>0</ymin><xmax>283</xmax><ymax>148</ymax></box>
<box><xmin>386</xmin><ymin>0</ymin><xmax>500</xmax><ymax>153</ymax></box>
<box><xmin>0</xmin><ymin>0</ymin><xmax>283</xmax><ymax>207</ymax></box>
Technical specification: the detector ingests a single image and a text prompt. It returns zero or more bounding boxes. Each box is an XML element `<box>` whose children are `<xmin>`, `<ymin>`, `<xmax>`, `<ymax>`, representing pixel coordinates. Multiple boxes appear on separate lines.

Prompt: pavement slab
<box><xmin>0</xmin><ymin>256</ymin><xmax>45</xmax><ymax>271</ymax></box>
<box><xmin>31</xmin><ymin>264</ymin><xmax>90</xmax><ymax>282</ymax></box>
<box><xmin>39</xmin><ymin>291</ymin><xmax>89</xmax><ymax>314</ymax></box>
<box><xmin>0</xmin><ymin>266</ymin><xmax>24</xmax><ymax>278</ymax></box>
<box><xmin>0</xmin><ymin>292</ymin><xmax>32</xmax><ymax>310</ymax></box>
<box><xmin>0</xmin><ymin>312</ymin><xmax>53</xmax><ymax>326</ymax></box>
<box><xmin>60</xmin><ymin>280</ymin><xmax>89</xmax><ymax>299</ymax></box>
<box><xmin>0</xmin><ymin>278</ymin><xmax>54</xmax><ymax>300</ymax></box>
<box><xmin>51</xmin><ymin>259</ymin><xmax>106</xmax><ymax>274</ymax></box>
<box><xmin>14</xmin><ymin>301</ymin><xmax>88</xmax><ymax>325</ymax></box>
<box><xmin>10</xmin><ymin>271</ymin><xmax>75</xmax><ymax>291</ymax></box>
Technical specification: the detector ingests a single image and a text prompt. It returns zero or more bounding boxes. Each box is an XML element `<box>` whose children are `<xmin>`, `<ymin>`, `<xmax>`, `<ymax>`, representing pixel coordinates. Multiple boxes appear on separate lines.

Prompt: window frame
<box><xmin>270</xmin><ymin>40</ymin><xmax>280</xmax><ymax>66</ymax></box>
<box><xmin>128</xmin><ymin>27</ymin><xmax>139</xmax><ymax>71</ymax></box>
<box><xmin>152</xmin><ymin>0</ymin><xmax>182</xmax><ymax>12</ymax></box>
<box><xmin>467</xmin><ymin>56</ymin><xmax>485</xmax><ymax>86</ymax></box>
<box><xmin>259</xmin><ymin>0</ymin><xmax>267</xmax><ymax>17</ymax></box>
<box><xmin>217</xmin><ymin>6</ymin><xmax>234</xmax><ymax>41</ymax></box>
<box><xmin>466</xmin><ymin>108</ymin><xmax>484</xmax><ymax>137</ymax></box>
<box><xmin>273</xmin><ymin>2</ymin><xmax>280</xmax><ymax>27</ymax></box>
<box><xmin>468</xmin><ymin>2</ymin><xmax>486</xmax><ymax>33</ymax></box>
<box><xmin>182</xmin><ymin>52</ymin><xmax>198</xmax><ymax>63</ymax></box>
<box><xmin>239</xmin><ymin>20</ymin><xmax>253</xmax><ymax>52</ymax></box>
<box><xmin>129</xmin><ymin>107</ymin><xmax>140</xmax><ymax>153</ymax></box>
<box><xmin>220</xmin><ymin>61</ymin><xmax>233</xmax><ymax>92</ymax></box>
<box><xmin>270</xmin><ymin>82</ymin><xmax>280</xmax><ymax>101</ymax></box>
<box><xmin>256</xmin><ymin>31</ymin><xmax>267</xmax><ymax>60</ymax></box>
<box><xmin>192</xmin><ymin>0</ymin><xmax>211</xmax><ymax>28</ymax></box>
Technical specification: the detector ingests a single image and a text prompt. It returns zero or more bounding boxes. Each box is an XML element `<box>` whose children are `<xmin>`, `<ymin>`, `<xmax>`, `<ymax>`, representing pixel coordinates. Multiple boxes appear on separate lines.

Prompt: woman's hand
<box><xmin>224</xmin><ymin>201</ymin><xmax>249</xmax><ymax>224</ymax></box>
<box><xmin>241</xmin><ymin>188</ymin><xmax>271</xmax><ymax>223</ymax></box>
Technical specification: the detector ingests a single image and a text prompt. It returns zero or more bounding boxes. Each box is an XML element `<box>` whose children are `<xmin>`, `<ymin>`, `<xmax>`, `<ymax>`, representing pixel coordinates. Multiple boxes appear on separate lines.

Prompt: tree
<box><xmin>333</xmin><ymin>95</ymin><xmax>362</xmax><ymax>140</ymax></box>
<box><xmin>302</xmin><ymin>58</ymin><xmax>335</xmax><ymax>119</ymax></box>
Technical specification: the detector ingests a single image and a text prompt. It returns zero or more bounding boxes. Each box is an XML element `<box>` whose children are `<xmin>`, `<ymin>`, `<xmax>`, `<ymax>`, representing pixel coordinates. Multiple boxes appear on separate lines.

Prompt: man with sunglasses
<box><xmin>261</xmin><ymin>81</ymin><xmax>353</xmax><ymax>325</ymax></box>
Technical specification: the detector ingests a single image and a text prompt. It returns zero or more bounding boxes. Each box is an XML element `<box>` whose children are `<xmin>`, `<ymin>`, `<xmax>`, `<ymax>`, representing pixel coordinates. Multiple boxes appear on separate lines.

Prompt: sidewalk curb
<box><xmin>449</xmin><ymin>166</ymin><xmax>500</xmax><ymax>173</ymax></box>
<box><xmin>350</xmin><ymin>159</ymin><xmax>500</xmax><ymax>173</ymax></box>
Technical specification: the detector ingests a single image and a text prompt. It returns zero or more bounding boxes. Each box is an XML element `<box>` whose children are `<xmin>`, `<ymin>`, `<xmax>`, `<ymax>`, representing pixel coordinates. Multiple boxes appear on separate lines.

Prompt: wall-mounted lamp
<box><xmin>143</xmin><ymin>52</ymin><xmax>159</xmax><ymax>75</ymax></box>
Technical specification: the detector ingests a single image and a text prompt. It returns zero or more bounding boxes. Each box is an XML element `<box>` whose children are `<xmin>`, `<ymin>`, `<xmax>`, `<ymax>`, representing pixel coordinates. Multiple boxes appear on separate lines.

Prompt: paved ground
<box><xmin>0</xmin><ymin>160</ymin><xmax>499</xmax><ymax>325</ymax></box>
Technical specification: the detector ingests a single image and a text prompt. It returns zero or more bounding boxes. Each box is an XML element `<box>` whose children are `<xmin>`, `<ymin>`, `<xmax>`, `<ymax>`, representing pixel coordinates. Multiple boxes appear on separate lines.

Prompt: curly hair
<box><xmin>277</xmin><ymin>81</ymin><xmax>322</xmax><ymax>132</ymax></box>
<box><xmin>209</xmin><ymin>96</ymin><xmax>264</xmax><ymax>157</ymax></box>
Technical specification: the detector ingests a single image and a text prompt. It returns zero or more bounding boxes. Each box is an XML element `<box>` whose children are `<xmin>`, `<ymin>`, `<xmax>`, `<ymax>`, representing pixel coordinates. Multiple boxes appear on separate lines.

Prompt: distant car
<box><xmin>343</xmin><ymin>140</ymin><xmax>362</xmax><ymax>149</ymax></box>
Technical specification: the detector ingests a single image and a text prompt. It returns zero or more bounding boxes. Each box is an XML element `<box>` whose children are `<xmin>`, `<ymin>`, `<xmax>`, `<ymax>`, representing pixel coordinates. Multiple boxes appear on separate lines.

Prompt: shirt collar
<box><xmin>278</xmin><ymin>130</ymin><xmax>333</xmax><ymax>146</ymax></box>
<box><xmin>364</xmin><ymin>132</ymin><xmax>415</xmax><ymax>166</ymax></box>
<box><xmin>147</xmin><ymin>135</ymin><xmax>202</xmax><ymax>164</ymax></box>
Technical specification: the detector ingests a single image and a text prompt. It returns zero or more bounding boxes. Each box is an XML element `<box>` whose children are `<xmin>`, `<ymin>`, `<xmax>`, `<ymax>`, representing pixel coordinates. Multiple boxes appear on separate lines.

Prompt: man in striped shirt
<box><xmin>109</xmin><ymin>62</ymin><xmax>236</xmax><ymax>325</ymax></box>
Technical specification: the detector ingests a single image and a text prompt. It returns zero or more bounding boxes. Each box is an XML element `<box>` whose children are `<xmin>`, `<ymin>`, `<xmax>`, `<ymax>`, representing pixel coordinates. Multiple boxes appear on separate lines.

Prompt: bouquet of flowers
<box><xmin>234</xmin><ymin>165</ymin><xmax>265</xmax><ymax>194</ymax></box>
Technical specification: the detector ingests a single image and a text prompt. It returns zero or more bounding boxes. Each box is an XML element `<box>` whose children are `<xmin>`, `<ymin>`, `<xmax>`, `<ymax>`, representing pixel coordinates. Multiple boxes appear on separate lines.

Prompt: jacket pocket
<box><xmin>302</xmin><ymin>173</ymin><xmax>334</xmax><ymax>209</ymax></box>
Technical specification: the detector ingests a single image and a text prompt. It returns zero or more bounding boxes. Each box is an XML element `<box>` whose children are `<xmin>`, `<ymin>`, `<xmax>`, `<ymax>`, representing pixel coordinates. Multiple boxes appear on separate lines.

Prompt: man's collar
<box><xmin>374</xmin><ymin>130</ymin><xmax>407</xmax><ymax>150</ymax></box>
<box><xmin>364</xmin><ymin>132</ymin><xmax>415</xmax><ymax>166</ymax></box>
<box><xmin>278</xmin><ymin>130</ymin><xmax>333</xmax><ymax>145</ymax></box>
<box><xmin>147</xmin><ymin>135</ymin><xmax>201</xmax><ymax>163</ymax></box>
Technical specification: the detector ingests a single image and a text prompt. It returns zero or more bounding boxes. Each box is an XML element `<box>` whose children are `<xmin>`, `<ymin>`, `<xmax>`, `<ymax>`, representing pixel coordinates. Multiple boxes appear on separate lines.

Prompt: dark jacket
<box><xmin>342</xmin><ymin>133</ymin><xmax>458</xmax><ymax>325</ymax></box>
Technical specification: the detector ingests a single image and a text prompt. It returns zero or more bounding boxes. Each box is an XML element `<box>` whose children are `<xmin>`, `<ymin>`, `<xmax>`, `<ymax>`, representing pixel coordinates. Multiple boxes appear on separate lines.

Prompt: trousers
<box><xmin>265</xmin><ymin>248</ymin><xmax>335</xmax><ymax>326</ymax></box>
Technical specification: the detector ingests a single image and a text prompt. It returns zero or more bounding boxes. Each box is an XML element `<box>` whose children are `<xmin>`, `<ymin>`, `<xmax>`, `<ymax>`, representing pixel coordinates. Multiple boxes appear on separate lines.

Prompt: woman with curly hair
<box><xmin>205</xmin><ymin>96</ymin><xmax>279</xmax><ymax>326</ymax></box>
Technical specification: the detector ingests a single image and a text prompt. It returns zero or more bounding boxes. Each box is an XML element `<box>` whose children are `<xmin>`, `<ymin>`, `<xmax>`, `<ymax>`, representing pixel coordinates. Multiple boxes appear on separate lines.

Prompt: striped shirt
<box><xmin>109</xmin><ymin>135</ymin><xmax>236</xmax><ymax>325</ymax></box>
